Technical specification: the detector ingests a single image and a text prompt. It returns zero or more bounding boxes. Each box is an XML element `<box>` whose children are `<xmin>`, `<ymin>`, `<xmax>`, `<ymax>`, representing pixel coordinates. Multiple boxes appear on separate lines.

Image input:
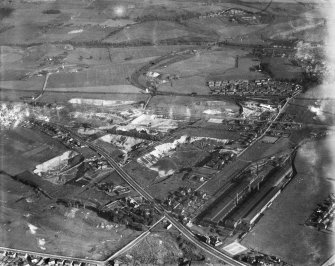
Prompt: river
<box><xmin>242</xmin><ymin>137</ymin><xmax>334</xmax><ymax>266</ymax></box>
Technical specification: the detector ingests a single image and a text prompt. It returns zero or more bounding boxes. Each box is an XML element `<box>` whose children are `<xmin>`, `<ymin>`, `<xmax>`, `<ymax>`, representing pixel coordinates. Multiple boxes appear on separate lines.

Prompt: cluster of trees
<box><xmin>300</xmin><ymin>71</ymin><xmax>322</xmax><ymax>88</ymax></box>
<box><xmin>96</xmin><ymin>201</ymin><xmax>158</xmax><ymax>230</ymax></box>
<box><xmin>107</xmin><ymin>127</ymin><xmax>162</xmax><ymax>141</ymax></box>
<box><xmin>0</xmin><ymin>7</ymin><xmax>14</xmax><ymax>20</ymax></box>
<box><xmin>57</xmin><ymin>198</ymin><xmax>158</xmax><ymax>231</ymax></box>
<box><xmin>42</xmin><ymin>9</ymin><xmax>61</xmax><ymax>14</ymax></box>
<box><xmin>176</xmin><ymin>235</ymin><xmax>206</xmax><ymax>262</ymax></box>
<box><xmin>134</xmin><ymin>11</ymin><xmax>201</xmax><ymax>23</ymax></box>
<box><xmin>158</xmin><ymin>37</ymin><xmax>214</xmax><ymax>45</ymax></box>
<box><xmin>4</xmin><ymin>38</ymin><xmax>212</xmax><ymax>49</ymax></box>
<box><xmin>195</xmin><ymin>150</ymin><xmax>234</xmax><ymax>169</ymax></box>
<box><xmin>258</xmin><ymin>62</ymin><xmax>303</xmax><ymax>83</ymax></box>
<box><xmin>61</xmin><ymin>40</ymin><xmax>154</xmax><ymax>48</ymax></box>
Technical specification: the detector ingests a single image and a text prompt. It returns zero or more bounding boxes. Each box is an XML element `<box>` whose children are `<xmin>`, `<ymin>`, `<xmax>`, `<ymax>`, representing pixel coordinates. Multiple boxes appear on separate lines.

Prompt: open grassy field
<box><xmin>157</xmin><ymin>49</ymin><xmax>242</xmax><ymax>77</ymax></box>
<box><xmin>0</xmin><ymin>123</ymin><xmax>141</xmax><ymax>259</ymax></box>
<box><xmin>286</xmin><ymin>96</ymin><xmax>333</xmax><ymax>126</ymax></box>
<box><xmin>239</xmin><ymin>137</ymin><xmax>291</xmax><ymax>162</ymax></box>
<box><xmin>0</xmin><ymin>77</ymin><xmax>45</xmax><ymax>91</ymax></box>
<box><xmin>260</xmin><ymin>16</ymin><xmax>325</xmax><ymax>40</ymax></box>
<box><xmin>124</xmin><ymin>161</ymin><xmax>158</xmax><ymax>187</ymax></box>
<box><xmin>46</xmin><ymin>63</ymin><xmax>143</xmax><ymax>88</ymax></box>
<box><xmin>38</xmin><ymin>25</ymin><xmax>112</xmax><ymax>43</ymax></box>
<box><xmin>103</xmin><ymin>20</ymin><xmax>216</xmax><ymax>44</ymax></box>
<box><xmin>130</xmin><ymin>0</ymin><xmax>262</xmax><ymax>17</ymax></box>
<box><xmin>239</xmin><ymin>0</ymin><xmax>319</xmax><ymax>15</ymax></box>
<box><xmin>0</xmin><ymin>174</ymin><xmax>140</xmax><ymax>260</ymax></box>
<box><xmin>175</xmin><ymin>124</ymin><xmax>242</xmax><ymax>141</ymax></box>
<box><xmin>120</xmin><ymin>232</ymin><xmax>182</xmax><ymax>265</ymax></box>
<box><xmin>120</xmin><ymin>229</ymin><xmax>223</xmax><ymax>265</ymax></box>
<box><xmin>207</xmin><ymin>56</ymin><xmax>267</xmax><ymax>81</ymax></box>
<box><xmin>0</xmin><ymin>0</ymin><xmax>321</xmax><ymax>97</ymax></box>
<box><xmin>0</xmin><ymin>127</ymin><xmax>68</xmax><ymax>175</ymax></box>
<box><xmin>1</xmin><ymin>43</ymin><xmax>194</xmax><ymax>91</ymax></box>
<box><xmin>148</xmin><ymin>172</ymin><xmax>200</xmax><ymax>201</ymax></box>
<box><xmin>65</xmin><ymin>45</ymin><xmax>192</xmax><ymax>65</ymax></box>
<box><xmin>261</xmin><ymin>57</ymin><xmax>303</xmax><ymax>80</ymax></box>
<box><xmin>158</xmin><ymin>76</ymin><xmax>210</xmax><ymax>95</ymax></box>
<box><xmin>241</xmin><ymin>139</ymin><xmax>333</xmax><ymax>266</ymax></box>
<box><xmin>185</xmin><ymin>18</ymin><xmax>267</xmax><ymax>41</ymax></box>
<box><xmin>0</xmin><ymin>3</ymin><xmax>69</xmax><ymax>45</ymax></box>
<box><xmin>46</xmin><ymin>85</ymin><xmax>141</xmax><ymax>93</ymax></box>
<box><xmin>0</xmin><ymin>0</ymin><xmax>320</xmax><ymax>47</ymax></box>
<box><xmin>153</xmin><ymin>47</ymin><xmax>266</xmax><ymax>95</ymax></box>
<box><xmin>0</xmin><ymin>46</ymin><xmax>24</xmax><ymax>65</ymax></box>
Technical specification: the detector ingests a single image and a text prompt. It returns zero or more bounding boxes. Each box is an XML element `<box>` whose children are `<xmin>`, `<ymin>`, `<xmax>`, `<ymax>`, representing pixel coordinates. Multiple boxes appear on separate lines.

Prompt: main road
<box><xmin>50</xmin><ymin>122</ymin><xmax>246</xmax><ymax>266</ymax></box>
<box><xmin>104</xmin><ymin>216</ymin><xmax>165</xmax><ymax>262</ymax></box>
<box><xmin>38</xmin><ymin>90</ymin><xmax>298</xmax><ymax>266</ymax></box>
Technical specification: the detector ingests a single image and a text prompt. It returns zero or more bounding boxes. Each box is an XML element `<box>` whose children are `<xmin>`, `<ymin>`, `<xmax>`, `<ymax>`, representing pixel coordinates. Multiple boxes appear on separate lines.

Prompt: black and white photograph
<box><xmin>0</xmin><ymin>0</ymin><xmax>334</xmax><ymax>265</ymax></box>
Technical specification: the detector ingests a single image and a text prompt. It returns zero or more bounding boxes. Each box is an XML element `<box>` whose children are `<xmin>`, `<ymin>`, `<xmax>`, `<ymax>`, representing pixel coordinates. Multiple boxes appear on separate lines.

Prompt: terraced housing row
<box><xmin>207</xmin><ymin>79</ymin><xmax>302</xmax><ymax>96</ymax></box>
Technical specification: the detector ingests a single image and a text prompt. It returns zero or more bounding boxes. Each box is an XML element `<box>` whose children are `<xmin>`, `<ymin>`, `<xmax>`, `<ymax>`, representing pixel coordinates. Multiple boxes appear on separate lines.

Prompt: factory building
<box><xmin>196</xmin><ymin>159</ymin><xmax>294</xmax><ymax>228</ymax></box>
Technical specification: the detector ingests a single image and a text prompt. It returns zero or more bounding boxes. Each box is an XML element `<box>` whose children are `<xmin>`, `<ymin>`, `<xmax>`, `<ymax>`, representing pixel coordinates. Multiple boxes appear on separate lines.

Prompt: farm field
<box><xmin>46</xmin><ymin>63</ymin><xmax>147</xmax><ymax>88</ymax></box>
<box><xmin>103</xmin><ymin>21</ymin><xmax>216</xmax><ymax>44</ymax></box>
<box><xmin>185</xmin><ymin>18</ymin><xmax>267</xmax><ymax>41</ymax></box>
<box><xmin>1</xmin><ymin>43</ymin><xmax>194</xmax><ymax>92</ymax></box>
<box><xmin>156</xmin><ymin>49</ymin><xmax>243</xmax><ymax>76</ymax></box>
<box><xmin>0</xmin><ymin>127</ymin><xmax>67</xmax><ymax>175</ymax></box>
<box><xmin>153</xmin><ymin>48</ymin><xmax>267</xmax><ymax>95</ymax></box>
<box><xmin>261</xmin><ymin>57</ymin><xmax>303</xmax><ymax>81</ymax></box>
<box><xmin>46</xmin><ymin>85</ymin><xmax>141</xmax><ymax>93</ymax></box>
<box><xmin>65</xmin><ymin>45</ymin><xmax>192</xmax><ymax>65</ymax></box>
<box><xmin>0</xmin><ymin>78</ymin><xmax>45</xmax><ymax>91</ymax></box>
<box><xmin>0</xmin><ymin>125</ymin><xmax>141</xmax><ymax>259</ymax></box>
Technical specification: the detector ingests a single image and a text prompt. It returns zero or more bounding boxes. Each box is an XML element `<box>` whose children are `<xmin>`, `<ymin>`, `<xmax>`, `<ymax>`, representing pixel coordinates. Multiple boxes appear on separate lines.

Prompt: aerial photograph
<box><xmin>0</xmin><ymin>0</ymin><xmax>334</xmax><ymax>265</ymax></box>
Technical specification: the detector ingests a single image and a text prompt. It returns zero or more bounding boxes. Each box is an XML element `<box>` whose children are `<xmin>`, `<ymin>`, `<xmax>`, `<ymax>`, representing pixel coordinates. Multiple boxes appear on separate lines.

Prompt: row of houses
<box><xmin>199</xmin><ymin>8</ymin><xmax>246</xmax><ymax>19</ymax></box>
<box><xmin>252</xmin><ymin>47</ymin><xmax>293</xmax><ymax>58</ymax></box>
<box><xmin>305</xmin><ymin>194</ymin><xmax>335</xmax><ymax>231</ymax></box>
<box><xmin>0</xmin><ymin>250</ymin><xmax>97</xmax><ymax>266</ymax></box>
<box><xmin>199</xmin><ymin>8</ymin><xmax>259</xmax><ymax>23</ymax></box>
<box><xmin>207</xmin><ymin>79</ymin><xmax>302</xmax><ymax>96</ymax></box>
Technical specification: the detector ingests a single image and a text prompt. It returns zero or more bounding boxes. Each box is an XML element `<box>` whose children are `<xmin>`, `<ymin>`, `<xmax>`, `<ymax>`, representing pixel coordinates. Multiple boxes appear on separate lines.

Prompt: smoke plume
<box><xmin>320</xmin><ymin>1</ymin><xmax>335</xmax><ymax>190</ymax></box>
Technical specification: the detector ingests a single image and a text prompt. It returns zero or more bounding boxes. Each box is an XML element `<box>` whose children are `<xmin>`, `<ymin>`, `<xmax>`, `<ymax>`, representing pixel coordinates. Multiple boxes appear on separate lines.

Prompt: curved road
<box><xmin>32</xmin><ymin>73</ymin><xmax>51</xmax><ymax>103</ymax></box>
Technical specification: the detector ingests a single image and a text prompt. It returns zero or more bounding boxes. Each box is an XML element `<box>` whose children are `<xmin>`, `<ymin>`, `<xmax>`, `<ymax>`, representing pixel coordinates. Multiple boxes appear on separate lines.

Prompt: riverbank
<box><xmin>241</xmin><ymin>138</ymin><xmax>334</xmax><ymax>266</ymax></box>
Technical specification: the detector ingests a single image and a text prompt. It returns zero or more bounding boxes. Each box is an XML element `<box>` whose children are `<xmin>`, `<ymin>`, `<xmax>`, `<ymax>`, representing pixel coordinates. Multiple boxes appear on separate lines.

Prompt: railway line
<box><xmin>13</xmin><ymin>85</ymin><xmax>303</xmax><ymax>265</ymax></box>
<box><xmin>36</xmin><ymin>93</ymin><xmax>297</xmax><ymax>265</ymax></box>
<box><xmin>50</xmin><ymin>122</ymin><xmax>246</xmax><ymax>266</ymax></box>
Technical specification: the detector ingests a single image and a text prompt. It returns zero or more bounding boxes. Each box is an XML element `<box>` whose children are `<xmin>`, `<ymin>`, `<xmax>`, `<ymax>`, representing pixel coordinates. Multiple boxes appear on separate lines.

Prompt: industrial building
<box><xmin>224</xmin><ymin>162</ymin><xmax>294</xmax><ymax>229</ymax></box>
<box><xmin>196</xmin><ymin>159</ymin><xmax>294</xmax><ymax>228</ymax></box>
